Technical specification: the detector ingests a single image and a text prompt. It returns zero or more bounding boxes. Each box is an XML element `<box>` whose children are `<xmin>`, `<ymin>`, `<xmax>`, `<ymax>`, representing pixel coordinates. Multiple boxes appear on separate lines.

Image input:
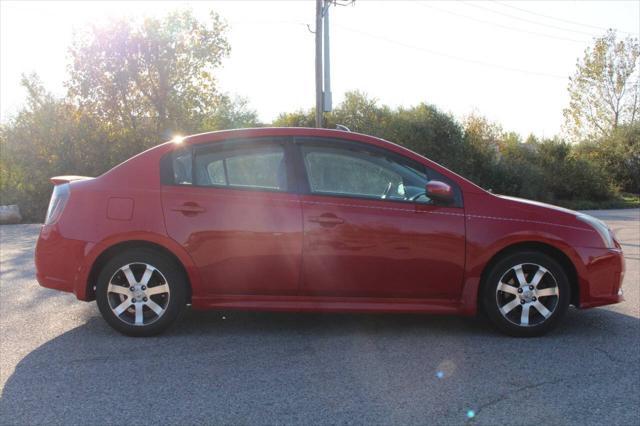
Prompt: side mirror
<box><xmin>426</xmin><ymin>180</ymin><xmax>454</xmax><ymax>203</ymax></box>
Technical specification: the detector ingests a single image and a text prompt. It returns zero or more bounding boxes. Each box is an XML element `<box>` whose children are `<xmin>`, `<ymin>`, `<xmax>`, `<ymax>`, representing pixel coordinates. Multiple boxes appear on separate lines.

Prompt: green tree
<box><xmin>384</xmin><ymin>102</ymin><xmax>464</xmax><ymax>171</ymax></box>
<box><xmin>2</xmin><ymin>10</ymin><xmax>258</xmax><ymax>222</ymax></box>
<box><xmin>1</xmin><ymin>75</ymin><xmax>112</xmax><ymax>220</ymax></box>
<box><xmin>203</xmin><ymin>95</ymin><xmax>260</xmax><ymax>131</ymax></box>
<box><xmin>577</xmin><ymin>124</ymin><xmax>640</xmax><ymax>193</ymax></box>
<box><xmin>273</xmin><ymin>109</ymin><xmax>315</xmax><ymax>128</ymax></box>
<box><xmin>273</xmin><ymin>91</ymin><xmax>465</xmax><ymax>172</ymax></box>
<box><xmin>564</xmin><ymin>30</ymin><xmax>639</xmax><ymax>140</ymax></box>
<box><xmin>535</xmin><ymin>138</ymin><xmax>611</xmax><ymax>201</ymax></box>
<box><xmin>67</xmin><ymin>9</ymin><xmax>231</xmax><ymax>142</ymax></box>
<box><xmin>328</xmin><ymin>91</ymin><xmax>393</xmax><ymax>136</ymax></box>
<box><xmin>494</xmin><ymin>136</ymin><xmax>546</xmax><ymax>199</ymax></box>
<box><xmin>460</xmin><ymin>114</ymin><xmax>502</xmax><ymax>188</ymax></box>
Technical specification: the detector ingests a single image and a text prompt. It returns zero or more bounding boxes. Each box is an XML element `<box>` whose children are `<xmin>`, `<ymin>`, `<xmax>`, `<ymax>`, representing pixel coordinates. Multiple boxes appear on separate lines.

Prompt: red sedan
<box><xmin>35</xmin><ymin>128</ymin><xmax>625</xmax><ymax>337</ymax></box>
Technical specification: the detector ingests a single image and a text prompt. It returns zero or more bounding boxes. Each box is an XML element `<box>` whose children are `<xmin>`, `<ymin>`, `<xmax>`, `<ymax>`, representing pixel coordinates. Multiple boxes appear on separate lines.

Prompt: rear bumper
<box><xmin>577</xmin><ymin>247</ymin><xmax>625</xmax><ymax>309</ymax></box>
<box><xmin>35</xmin><ymin>224</ymin><xmax>91</xmax><ymax>300</ymax></box>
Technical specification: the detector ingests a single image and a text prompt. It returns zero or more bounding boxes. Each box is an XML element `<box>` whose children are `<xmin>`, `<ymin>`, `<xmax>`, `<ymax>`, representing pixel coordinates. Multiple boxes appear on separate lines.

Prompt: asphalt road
<box><xmin>1</xmin><ymin>209</ymin><xmax>638</xmax><ymax>425</ymax></box>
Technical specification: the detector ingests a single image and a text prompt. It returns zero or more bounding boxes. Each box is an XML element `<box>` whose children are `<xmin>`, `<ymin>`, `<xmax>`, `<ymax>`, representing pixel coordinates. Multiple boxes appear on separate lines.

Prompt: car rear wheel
<box><xmin>96</xmin><ymin>248</ymin><xmax>187</xmax><ymax>336</ymax></box>
<box><xmin>482</xmin><ymin>251</ymin><xmax>570</xmax><ymax>337</ymax></box>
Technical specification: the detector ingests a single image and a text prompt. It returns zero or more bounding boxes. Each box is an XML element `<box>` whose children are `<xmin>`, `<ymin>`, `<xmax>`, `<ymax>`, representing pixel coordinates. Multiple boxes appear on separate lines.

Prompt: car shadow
<box><xmin>1</xmin><ymin>306</ymin><xmax>638</xmax><ymax>425</ymax></box>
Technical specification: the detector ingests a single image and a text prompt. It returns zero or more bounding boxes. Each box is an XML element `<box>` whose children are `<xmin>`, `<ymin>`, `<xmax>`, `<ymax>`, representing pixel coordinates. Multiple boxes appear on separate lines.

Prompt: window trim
<box><xmin>292</xmin><ymin>136</ymin><xmax>463</xmax><ymax>208</ymax></box>
<box><xmin>160</xmin><ymin>135</ymin><xmax>464</xmax><ymax>207</ymax></box>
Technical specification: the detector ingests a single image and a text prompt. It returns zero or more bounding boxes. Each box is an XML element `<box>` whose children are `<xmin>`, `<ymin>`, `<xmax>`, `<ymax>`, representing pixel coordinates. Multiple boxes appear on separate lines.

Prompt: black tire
<box><xmin>481</xmin><ymin>251</ymin><xmax>570</xmax><ymax>337</ymax></box>
<box><xmin>96</xmin><ymin>248</ymin><xmax>187</xmax><ymax>337</ymax></box>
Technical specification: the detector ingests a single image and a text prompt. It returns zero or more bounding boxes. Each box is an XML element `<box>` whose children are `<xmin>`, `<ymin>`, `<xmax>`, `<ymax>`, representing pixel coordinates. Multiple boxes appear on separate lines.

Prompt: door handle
<box><xmin>308</xmin><ymin>214</ymin><xmax>344</xmax><ymax>226</ymax></box>
<box><xmin>172</xmin><ymin>203</ymin><xmax>206</xmax><ymax>215</ymax></box>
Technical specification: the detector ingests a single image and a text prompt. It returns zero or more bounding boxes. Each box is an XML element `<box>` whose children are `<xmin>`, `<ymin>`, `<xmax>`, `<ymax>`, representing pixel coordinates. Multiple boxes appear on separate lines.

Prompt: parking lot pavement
<box><xmin>1</xmin><ymin>209</ymin><xmax>638</xmax><ymax>425</ymax></box>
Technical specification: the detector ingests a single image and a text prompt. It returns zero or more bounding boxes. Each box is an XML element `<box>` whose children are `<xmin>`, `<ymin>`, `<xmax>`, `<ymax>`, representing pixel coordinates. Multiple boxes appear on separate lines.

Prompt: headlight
<box><xmin>45</xmin><ymin>183</ymin><xmax>70</xmax><ymax>225</ymax></box>
<box><xmin>576</xmin><ymin>213</ymin><xmax>615</xmax><ymax>248</ymax></box>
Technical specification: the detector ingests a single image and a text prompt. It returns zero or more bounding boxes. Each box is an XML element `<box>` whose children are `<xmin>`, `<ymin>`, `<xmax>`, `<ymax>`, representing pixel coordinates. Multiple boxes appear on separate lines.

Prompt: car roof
<box><xmin>180</xmin><ymin>127</ymin><xmax>372</xmax><ymax>146</ymax></box>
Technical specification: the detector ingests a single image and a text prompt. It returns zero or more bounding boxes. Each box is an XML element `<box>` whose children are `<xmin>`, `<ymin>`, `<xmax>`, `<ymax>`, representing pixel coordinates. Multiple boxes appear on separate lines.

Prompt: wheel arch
<box><xmin>477</xmin><ymin>241</ymin><xmax>579</xmax><ymax>311</ymax></box>
<box><xmin>85</xmin><ymin>240</ymin><xmax>193</xmax><ymax>303</ymax></box>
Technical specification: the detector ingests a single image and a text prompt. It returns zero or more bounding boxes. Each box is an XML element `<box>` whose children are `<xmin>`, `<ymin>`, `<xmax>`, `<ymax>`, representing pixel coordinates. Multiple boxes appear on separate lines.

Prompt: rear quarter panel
<box><xmin>57</xmin><ymin>144</ymin><xmax>171</xmax><ymax>242</ymax></box>
<box><xmin>55</xmin><ymin>142</ymin><xmax>203</xmax><ymax>300</ymax></box>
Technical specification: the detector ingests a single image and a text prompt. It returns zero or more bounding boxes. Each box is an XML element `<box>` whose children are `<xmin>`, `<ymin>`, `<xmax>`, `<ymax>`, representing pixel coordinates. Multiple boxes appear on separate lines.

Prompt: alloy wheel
<box><xmin>495</xmin><ymin>263</ymin><xmax>560</xmax><ymax>327</ymax></box>
<box><xmin>106</xmin><ymin>262</ymin><xmax>171</xmax><ymax>326</ymax></box>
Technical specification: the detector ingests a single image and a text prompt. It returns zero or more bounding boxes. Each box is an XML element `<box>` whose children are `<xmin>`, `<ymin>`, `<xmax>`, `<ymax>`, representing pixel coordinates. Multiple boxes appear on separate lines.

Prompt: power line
<box><xmin>230</xmin><ymin>20</ymin><xmax>571</xmax><ymax>80</ymax></box>
<box><xmin>334</xmin><ymin>24</ymin><xmax>568</xmax><ymax>80</ymax></box>
<box><xmin>459</xmin><ymin>0</ymin><xmax>600</xmax><ymax>37</ymax></box>
<box><xmin>416</xmin><ymin>2</ymin><xmax>589</xmax><ymax>44</ymax></box>
<box><xmin>491</xmin><ymin>0</ymin><xmax>637</xmax><ymax>36</ymax></box>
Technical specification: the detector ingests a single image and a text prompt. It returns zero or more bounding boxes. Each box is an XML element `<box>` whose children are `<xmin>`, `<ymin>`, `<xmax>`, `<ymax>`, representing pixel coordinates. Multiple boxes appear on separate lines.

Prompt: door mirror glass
<box><xmin>426</xmin><ymin>180</ymin><xmax>453</xmax><ymax>203</ymax></box>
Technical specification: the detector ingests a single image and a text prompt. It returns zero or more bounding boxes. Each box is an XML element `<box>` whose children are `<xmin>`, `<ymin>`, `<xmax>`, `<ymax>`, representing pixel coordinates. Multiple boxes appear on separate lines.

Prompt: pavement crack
<box><xmin>594</xmin><ymin>347</ymin><xmax>626</xmax><ymax>364</ymax></box>
<box><xmin>473</xmin><ymin>376</ymin><xmax>571</xmax><ymax>419</ymax></box>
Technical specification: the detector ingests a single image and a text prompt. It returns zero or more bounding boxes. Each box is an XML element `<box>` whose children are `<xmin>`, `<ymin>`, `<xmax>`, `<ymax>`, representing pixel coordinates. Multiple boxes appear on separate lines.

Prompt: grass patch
<box><xmin>555</xmin><ymin>192</ymin><xmax>640</xmax><ymax>211</ymax></box>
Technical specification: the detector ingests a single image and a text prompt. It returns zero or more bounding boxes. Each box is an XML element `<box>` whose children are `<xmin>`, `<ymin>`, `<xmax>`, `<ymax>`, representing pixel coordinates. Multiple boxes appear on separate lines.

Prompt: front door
<box><xmin>162</xmin><ymin>138</ymin><xmax>303</xmax><ymax>296</ymax></box>
<box><xmin>297</xmin><ymin>139</ymin><xmax>466</xmax><ymax>300</ymax></box>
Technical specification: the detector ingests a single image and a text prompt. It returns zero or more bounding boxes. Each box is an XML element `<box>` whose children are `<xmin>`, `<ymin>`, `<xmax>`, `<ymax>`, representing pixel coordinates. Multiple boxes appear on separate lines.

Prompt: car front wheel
<box><xmin>96</xmin><ymin>248</ymin><xmax>187</xmax><ymax>336</ymax></box>
<box><xmin>482</xmin><ymin>251</ymin><xmax>570</xmax><ymax>337</ymax></box>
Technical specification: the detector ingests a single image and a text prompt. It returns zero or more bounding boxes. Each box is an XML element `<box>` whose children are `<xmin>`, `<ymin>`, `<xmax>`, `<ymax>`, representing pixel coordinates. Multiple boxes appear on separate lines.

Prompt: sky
<box><xmin>1</xmin><ymin>0</ymin><xmax>639</xmax><ymax>138</ymax></box>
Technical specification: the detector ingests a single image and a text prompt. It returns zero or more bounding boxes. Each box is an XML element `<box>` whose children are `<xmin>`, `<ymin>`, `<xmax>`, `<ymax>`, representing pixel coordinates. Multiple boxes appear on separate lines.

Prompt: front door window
<box><xmin>301</xmin><ymin>145</ymin><xmax>432</xmax><ymax>203</ymax></box>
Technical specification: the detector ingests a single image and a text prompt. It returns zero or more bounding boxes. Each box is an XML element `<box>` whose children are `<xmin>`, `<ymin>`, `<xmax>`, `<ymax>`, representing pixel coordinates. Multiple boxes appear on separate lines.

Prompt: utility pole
<box><xmin>315</xmin><ymin>1</ymin><xmax>352</xmax><ymax>127</ymax></box>
<box><xmin>323</xmin><ymin>1</ymin><xmax>332</xmax><ymax>114</ymax></box>
<box><xmin>315</xmin><ymin>0</ymin><xmax>323</xmax><ymax>128</ymax></box>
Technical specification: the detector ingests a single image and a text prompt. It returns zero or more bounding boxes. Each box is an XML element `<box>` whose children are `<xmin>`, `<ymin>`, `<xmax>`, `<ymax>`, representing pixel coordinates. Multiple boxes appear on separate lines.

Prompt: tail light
<box><xmin>45</xmin><ymin>183</ymin><xmax>70</xmax><ymax>225</ymax></box>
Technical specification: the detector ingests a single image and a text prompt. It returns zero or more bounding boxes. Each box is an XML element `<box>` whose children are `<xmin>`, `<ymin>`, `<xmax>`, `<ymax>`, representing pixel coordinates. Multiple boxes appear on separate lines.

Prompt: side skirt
<box><xmin>191</xmin><ymin>295</ymin><xmax>466</xmax><ymax>315</ymax></box>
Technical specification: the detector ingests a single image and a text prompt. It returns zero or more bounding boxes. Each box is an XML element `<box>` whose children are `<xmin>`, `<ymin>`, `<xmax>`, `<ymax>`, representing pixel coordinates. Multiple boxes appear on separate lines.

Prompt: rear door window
<box><xmin>195</xmin><ymin>145</ymin><xmax>286</xmax><ymax>190</ymax></box>
<box><xmin>166</xmin><ymin>139</ymin><xmax>290</xmax><ymax>192</ymax></box>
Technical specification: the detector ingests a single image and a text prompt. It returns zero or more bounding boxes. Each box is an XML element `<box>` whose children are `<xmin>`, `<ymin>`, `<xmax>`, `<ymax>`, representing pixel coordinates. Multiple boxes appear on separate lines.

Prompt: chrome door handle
<box><xmin>308</xmin><ymin>215</ymin><xmax>344</xmax><ymax>226</ymax></box>
<box><xmin>172</xmin><ymin>203</ymin><xmax>206</xmax><ymax>215</ymax></box>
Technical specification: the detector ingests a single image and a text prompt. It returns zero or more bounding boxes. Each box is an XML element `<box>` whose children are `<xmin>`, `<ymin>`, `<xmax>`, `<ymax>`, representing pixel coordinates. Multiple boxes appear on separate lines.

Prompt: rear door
<box><xmin>161</xmin><ymin>137</ymin><xmax>303</xmax><ymax>296</ymax></box>
<box><xmin>295</xmin><ymin>137</ymin><xmax>466</xmax><ymax>300</ymax></box>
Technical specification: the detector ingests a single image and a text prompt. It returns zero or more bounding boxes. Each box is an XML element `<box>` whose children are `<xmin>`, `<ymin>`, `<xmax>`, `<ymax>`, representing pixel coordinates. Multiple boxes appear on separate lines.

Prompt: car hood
<box><xmin>496</xmin><ymin>195</ymin><xmax>580</xmax><ymax>217</ymax></box>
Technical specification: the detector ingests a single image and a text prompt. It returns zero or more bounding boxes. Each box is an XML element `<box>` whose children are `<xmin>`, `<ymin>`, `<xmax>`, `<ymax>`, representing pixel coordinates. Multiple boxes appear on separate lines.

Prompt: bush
<box><xmin>273</xmin><ymin>94</ymin><xmax>622</xmax><ymax>208</ymax></box>
<box><xmin>577</xmin><ymin>124</ymin><xmax>640</xmax><ymax>193</ymax></box>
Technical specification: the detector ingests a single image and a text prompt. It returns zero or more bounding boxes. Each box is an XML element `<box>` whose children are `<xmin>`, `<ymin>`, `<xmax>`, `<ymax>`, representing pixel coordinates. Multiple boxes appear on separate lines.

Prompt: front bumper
<box><xmin>35</xmin><ymin>224</ymin><xmax>90</xmax><ymax>299</ymax></box>
<box><xmin>577</xmin><ymin>247</ymin><xmax>625</xmax><ymax>309</ymax></box>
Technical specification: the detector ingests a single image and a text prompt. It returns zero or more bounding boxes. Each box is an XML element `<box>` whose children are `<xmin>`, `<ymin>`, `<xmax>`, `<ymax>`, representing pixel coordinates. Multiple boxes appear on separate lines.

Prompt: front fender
<box><xmin>458</xmin><ymin>231</ymin><xmax>585</xmax><ymax>316</ymax></box>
